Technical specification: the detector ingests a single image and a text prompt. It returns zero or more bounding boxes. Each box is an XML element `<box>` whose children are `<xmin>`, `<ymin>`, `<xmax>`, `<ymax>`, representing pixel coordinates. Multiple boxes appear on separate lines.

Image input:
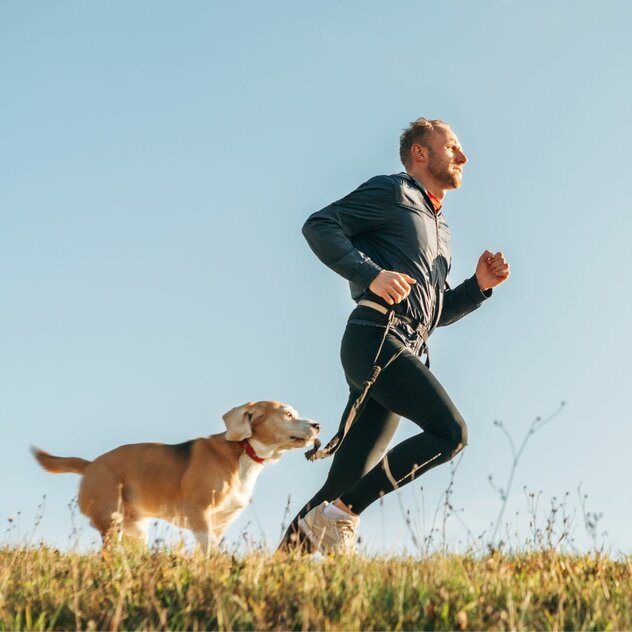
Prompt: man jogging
<box><xmin>279</xmin><ymin>118</ymin><xmax>510</xmax><ymax>554</ymax></box>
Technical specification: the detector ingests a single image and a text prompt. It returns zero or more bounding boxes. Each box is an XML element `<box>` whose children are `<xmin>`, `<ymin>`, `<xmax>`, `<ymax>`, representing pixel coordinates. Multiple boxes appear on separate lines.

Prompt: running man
<box><xmin>278</xmin><ymin>118</ymin><xmax>510</xmax><ymax>554</ymax></box>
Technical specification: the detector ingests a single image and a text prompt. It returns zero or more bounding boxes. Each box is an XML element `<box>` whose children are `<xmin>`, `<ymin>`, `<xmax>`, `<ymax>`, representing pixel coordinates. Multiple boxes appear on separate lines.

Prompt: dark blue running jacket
<box><xmin>302</xmin><ymin>172</ymin><xmax>491</xmax><ymax>335</ymax></box>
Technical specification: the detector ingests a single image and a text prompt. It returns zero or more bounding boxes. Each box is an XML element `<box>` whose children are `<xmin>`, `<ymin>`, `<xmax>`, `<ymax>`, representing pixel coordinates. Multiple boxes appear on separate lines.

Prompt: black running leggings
<box><xmin>279</xmin><ymin>312</ymin><xmax>468</xmax><ymax>547</ymax></box>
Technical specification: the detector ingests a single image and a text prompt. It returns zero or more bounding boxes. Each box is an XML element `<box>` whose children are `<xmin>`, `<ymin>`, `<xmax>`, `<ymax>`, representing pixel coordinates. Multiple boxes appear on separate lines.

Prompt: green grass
<box><xmin>1</xmin><ymin>545</ymin><xmax>630</xmax><ymax>630</ymax></box>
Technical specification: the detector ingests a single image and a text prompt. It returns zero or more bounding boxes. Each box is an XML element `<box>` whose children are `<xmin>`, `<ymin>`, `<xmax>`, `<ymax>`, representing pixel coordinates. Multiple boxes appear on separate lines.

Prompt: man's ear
<box><xmin>411</xmin><ymin>142</ymin><xmax>430</xmax><ymax>164</ymax></box>
<box><xmin>223</xmin><ymin>402</ymin><xmax>255</xmax><ymax>441</ymax></box>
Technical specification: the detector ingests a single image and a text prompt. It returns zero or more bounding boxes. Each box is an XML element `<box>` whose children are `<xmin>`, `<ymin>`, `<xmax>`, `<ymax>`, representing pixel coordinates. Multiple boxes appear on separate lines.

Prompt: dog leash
<box><xmin>305</xmin><ymin>304</ymin><xmax>428</xmax><ymax>462</ymax></box>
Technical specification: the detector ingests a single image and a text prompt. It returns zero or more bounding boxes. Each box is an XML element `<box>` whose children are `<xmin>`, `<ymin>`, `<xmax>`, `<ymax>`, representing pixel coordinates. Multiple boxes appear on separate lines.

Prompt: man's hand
<box><xmin>369</xmin><ymin>270</ymin><xmax>416</xmax><ymax>305</ymax></box>
<box><xmin>476</xmin><ymin>250</ymin><xmax>511</xmax><ymax>291</ymax></box>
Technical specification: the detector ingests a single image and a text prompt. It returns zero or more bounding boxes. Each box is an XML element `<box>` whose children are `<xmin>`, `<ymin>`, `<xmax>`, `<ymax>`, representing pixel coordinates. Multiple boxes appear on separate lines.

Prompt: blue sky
<box><xmin>2</xmin><ymin>0</ymin><xmax>631</xmax><ymax>554</ymax></box>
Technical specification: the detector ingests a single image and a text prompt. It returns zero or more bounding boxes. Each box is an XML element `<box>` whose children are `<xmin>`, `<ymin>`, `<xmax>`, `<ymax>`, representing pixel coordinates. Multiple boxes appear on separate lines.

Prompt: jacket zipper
<box><xmin>429</xmin><ymin>211</ymin><xmax>442</xmax><ymax>331</ymax></box>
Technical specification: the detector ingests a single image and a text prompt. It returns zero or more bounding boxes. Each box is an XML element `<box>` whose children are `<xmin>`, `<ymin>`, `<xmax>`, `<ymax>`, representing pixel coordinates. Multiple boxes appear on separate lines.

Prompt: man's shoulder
<box><xmin>354</xmin><ymin>172</ymin><xmax>410</xmax><ymax>197</ymax></box>
<box><xmin>343</xmin><ymin>173</ymin><xmax>429</xmax><ymax>211</ymax></box>
<box><xmin>360</xmin><ymin>172</ymin><xmax>408</xmax><ymax>187</ymax></box>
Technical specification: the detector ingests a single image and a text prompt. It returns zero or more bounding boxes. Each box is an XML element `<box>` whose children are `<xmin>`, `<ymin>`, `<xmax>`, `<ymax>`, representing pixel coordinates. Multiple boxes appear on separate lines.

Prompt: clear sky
<box><xmin>2</xmin><ymin>0</ymin><xmax>631</xmax><ymax>554</ymax></box>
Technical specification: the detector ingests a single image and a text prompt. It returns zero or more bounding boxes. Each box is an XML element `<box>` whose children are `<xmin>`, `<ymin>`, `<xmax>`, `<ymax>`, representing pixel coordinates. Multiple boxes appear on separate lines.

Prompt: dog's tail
<box><xmin>31</xmin><ymin>446</ymin><xmax>91</xmax><ymax>475</ymax></box>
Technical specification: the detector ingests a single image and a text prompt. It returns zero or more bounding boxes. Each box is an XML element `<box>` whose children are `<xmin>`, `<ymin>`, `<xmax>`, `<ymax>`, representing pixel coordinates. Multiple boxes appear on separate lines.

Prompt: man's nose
<box><xmin>457</xmin><ymin>149</ymin><xmax>468</xmax><ymax>164</ymax></box>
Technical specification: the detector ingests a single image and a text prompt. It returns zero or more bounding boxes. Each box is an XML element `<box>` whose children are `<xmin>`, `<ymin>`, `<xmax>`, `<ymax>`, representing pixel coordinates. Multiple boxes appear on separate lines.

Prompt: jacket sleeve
<box><xmin>302</xmin><ymin>175</ymin><xmax>392</xmax><ymax>290</ymax></box>
<box><xmin>438</xmin><ymin>275</ymin><xmax>492</xmax><ymax>327</ymax></box>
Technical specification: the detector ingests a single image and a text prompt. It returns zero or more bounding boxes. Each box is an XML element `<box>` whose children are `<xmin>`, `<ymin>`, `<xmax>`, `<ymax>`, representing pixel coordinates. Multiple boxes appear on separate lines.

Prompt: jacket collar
<box><xmin>400</xmin><ymin>172</ymin><xmax>442</xmax><ymax>213</ymax></box>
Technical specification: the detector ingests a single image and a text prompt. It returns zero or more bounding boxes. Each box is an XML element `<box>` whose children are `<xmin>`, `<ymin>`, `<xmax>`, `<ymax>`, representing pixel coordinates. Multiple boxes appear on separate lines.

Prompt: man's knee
<box><xmin>449</xmin><ymin>414</ymin><xmax>468</xmax><ymax>456</ymax></box>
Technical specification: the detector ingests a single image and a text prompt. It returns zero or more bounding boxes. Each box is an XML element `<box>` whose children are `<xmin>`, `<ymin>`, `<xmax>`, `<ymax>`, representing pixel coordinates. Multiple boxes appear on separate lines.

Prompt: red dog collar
<box><xmin>240</xmin><ymin>440</ymin><xmax>265</xmax><ymax>464</ymax></box>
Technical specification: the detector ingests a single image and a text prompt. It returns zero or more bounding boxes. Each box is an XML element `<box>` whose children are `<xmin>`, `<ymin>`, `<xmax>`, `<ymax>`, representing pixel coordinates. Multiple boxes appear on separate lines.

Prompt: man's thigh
<box><xmin>341</xmin><ymin>326</ymin><xmax>463</xmax><ymax>437</ymax></box>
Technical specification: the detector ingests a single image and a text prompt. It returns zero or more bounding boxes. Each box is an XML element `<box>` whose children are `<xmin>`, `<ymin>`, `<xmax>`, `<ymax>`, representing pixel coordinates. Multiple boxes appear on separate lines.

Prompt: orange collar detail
<box><xmin>426</xmin><ymin>190</ymin><xmax>442</xmax><ymax>212</ymax></box>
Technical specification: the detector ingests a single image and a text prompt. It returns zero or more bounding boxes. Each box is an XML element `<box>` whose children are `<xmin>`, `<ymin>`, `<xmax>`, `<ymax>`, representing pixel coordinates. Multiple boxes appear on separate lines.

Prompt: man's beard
<box><xmin>428</xmin><ymin>150</ymin><xmax>462</xmax><ymax>189</ymax></box>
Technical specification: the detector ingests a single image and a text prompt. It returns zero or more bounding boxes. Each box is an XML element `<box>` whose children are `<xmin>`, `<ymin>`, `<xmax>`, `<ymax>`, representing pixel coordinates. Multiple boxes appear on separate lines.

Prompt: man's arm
<box><xmin>439</xmin><ymin>275</ymin><xmax>491</xmax><ymax>326</ymax></box>
<box><xmin>439</xmin><ymin>251</ymin><xmax>510</xmax><ymax>326</ymax></box>
<box><xmin>302</xmin><ymin>175</ymin><xmax>392</xmax><ymax>291</ymax></box>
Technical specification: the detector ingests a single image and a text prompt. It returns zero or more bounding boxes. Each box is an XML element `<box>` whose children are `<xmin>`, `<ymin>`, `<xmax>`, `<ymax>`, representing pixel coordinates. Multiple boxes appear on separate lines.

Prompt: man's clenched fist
<box><xmin>475</xmin><ymin>250</ymin><xmax>510</xmax><ymax>291</ymax></box>
<box><xmin>369</xmin><ymin>270</ymin><xmax>417</xmax><ymax>305</ymax></box>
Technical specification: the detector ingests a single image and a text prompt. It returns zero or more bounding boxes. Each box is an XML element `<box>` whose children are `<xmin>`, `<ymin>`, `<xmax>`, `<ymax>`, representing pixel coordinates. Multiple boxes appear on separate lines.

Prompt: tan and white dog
<box><xmin>32</xmin><ymin>401</ymin><xmax>320</xmax><ymax>552</ymax></box>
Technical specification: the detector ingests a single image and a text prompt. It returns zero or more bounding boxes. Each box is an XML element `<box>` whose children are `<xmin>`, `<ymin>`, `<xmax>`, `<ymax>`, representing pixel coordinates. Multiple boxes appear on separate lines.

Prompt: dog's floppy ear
<box><xmin>223</xmin><ymin>402</ymin><xmax>256</xmax><ymax>441</ymax></box>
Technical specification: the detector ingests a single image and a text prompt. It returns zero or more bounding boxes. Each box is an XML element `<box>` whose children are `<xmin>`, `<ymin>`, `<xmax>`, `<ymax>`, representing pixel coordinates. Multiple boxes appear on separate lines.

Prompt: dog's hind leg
<box><xmin>78</xmin><ymin>465</ymin><xmax>124</xmax><ymax>543</ymax></box>
<box><xmin>122</xmin><ymin>516</ymin><xmax>149</xmax><ymax>545</ymax></box>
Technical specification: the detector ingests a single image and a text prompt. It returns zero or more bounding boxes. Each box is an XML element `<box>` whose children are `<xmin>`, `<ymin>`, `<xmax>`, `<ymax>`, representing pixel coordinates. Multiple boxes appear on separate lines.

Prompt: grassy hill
<box><xmin>1</xmin><ymin>545</ymin><xmax>629</xmax><ymax>630</ymax></box>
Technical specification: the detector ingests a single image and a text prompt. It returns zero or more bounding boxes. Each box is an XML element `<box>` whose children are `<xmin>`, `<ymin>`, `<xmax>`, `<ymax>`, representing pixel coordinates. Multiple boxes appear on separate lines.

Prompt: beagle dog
<box><xmin>32</xmin><ymin>401</ymin><xmax>320</xmax><ymax>552</ymax></box>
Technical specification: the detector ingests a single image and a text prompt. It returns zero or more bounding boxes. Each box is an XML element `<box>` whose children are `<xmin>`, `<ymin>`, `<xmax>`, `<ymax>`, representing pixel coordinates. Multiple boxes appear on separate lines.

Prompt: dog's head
<box><xmin>222</xmin><ymin>401</ymin><xmax>320</xmax><ymax>462</ymax></box>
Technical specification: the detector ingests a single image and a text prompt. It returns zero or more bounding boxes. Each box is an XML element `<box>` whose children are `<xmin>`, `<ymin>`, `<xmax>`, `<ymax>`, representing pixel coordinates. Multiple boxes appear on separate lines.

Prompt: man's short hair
<box><xmin>399</xmin><ymin>118</ymin><xmax>448</xmax><ymax>168</ymax></box>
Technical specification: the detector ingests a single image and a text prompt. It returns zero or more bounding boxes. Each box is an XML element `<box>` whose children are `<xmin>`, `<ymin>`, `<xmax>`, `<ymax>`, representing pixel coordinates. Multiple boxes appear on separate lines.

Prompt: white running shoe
<box><xmin>298</xmin><ymin>501</ymin><xmax>359</xmax><ymax>555</ymax></box>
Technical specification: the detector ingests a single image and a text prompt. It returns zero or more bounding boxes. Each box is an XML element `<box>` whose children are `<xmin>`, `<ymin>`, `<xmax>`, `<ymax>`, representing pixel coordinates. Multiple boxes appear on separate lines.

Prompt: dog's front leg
<box><xmin>184</xmin><ymin>506</ymin><xmax>218</xmax><ymax>556</ymax></box>
<box><xmin>193</xmin><ymin>530</ymin><xmax>216</xmax><ymax>556</ymax></box>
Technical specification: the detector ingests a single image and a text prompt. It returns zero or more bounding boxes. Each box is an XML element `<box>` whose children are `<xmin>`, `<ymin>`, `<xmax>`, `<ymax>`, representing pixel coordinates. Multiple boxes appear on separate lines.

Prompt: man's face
<box><xmin>425</xmin><ymin>126</ymin><xmax>468</xmax><ymax>189</ymax></box>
